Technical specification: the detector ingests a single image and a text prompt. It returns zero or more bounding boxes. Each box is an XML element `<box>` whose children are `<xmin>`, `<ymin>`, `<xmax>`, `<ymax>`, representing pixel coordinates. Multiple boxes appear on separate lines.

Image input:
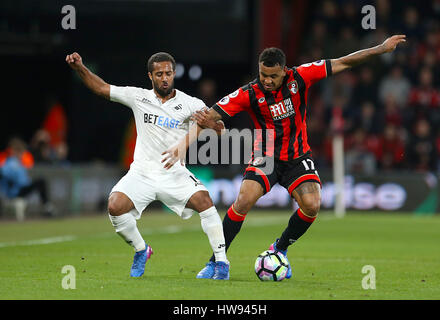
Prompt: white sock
<box><xmin>199</xmin><ymin>206</ymin><xmax>228</xmax><ymax>263</ymax></box>
<box><xmin>108</xmin><ymin>211</ymin><xmax>146</xmax><ymax>252</ymax></box>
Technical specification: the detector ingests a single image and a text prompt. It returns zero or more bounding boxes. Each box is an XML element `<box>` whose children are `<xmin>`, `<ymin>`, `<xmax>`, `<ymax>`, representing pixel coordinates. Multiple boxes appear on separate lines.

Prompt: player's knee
<box><xmin>108</xmin><ymin>199</ymin><xmax>122</xmax><ymax>216</ymax></box>
<box><xmin>234</xmin><ymin>180</ymin><xmax>264</xmax><ymax>214</ymax></box>
<box><xmin>197</xmin><ymin>196</ymin><xmax>214</xmax><ymax>212</ymax></box>
<box><xmin>108</xmin><ymin>193</ymin><xmax>131</xmax><ymax>216</ymax></box>
<box><xmin>186</xmin><ymin>191</ymin><xmax>214</xmax><ymax>212</ymax></box>
<box><xmin>300</xmin><ymin>199</ymin><xmax>321</xmax><ymax>217</ymax></box>
<box><xmin>234</xmin><ymin>194</ymin><xmax>255</xmax><ymax>215</ymax></box>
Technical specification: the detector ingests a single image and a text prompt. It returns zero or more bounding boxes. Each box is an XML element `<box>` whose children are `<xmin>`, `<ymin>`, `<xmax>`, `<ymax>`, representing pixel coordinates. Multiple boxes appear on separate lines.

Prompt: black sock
<box><xmin>276</xmin><ymin>209</ymin><xmax>316</xmax><ymax>251</ymax></box>
<box><xmin>209</xmin><ymin>209</ymin><xmax>245</xmax><ymax>262</ymax></box>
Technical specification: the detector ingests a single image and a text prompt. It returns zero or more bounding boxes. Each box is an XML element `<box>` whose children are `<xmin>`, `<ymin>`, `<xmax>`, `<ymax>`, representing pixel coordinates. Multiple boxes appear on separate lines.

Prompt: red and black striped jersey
<box><xmin>213</xmin><ymin>59</ymin><xmax>332</xmax><ymax>161</ymax></box>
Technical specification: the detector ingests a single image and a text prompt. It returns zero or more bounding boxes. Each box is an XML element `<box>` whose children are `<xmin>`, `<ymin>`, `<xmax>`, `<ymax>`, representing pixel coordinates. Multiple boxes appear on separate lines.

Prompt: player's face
<box><xmin>258</xmin><ymin>63</ymin><xmax>286</xmax><ymax>92</ymax></box>
<box><xmin>149</xmin><ymin>61</ymin><xmax>176</xmax><ymax>97</ymax></box>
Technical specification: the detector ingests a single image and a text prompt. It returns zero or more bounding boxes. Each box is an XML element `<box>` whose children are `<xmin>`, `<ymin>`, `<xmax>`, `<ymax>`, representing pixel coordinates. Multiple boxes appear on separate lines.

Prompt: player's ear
<box><xmin>148</xmin><ymin>72</ymin><xmax>152</xmax><ymax>81</ymax></box>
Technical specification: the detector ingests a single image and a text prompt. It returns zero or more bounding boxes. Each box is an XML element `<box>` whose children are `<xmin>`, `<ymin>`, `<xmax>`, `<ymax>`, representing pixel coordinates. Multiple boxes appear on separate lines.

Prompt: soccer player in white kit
<box><xmin>66</xmin><ymin>51</ymin><xmax>229</xmax><ymax>279</ymax></box>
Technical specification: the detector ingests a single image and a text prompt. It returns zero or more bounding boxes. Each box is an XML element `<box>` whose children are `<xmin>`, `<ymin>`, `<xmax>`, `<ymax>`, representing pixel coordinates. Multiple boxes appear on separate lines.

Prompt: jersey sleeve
<box><xmin>212</xmin><ymin>87</ymin><xmax>250</xmax><ymax>119</ymax></box>
<box><xmin>186</xmin><ymin>97</ymin><xmax>208</xmax><ymax>126</ymax></box>
<box><xmin>296</xmin><ymin>59</ymin><xmax>332</xmax><ymax>88</ymax></box>
<box><xmin>189</xmin><ymin>97</ymin><xmax>207</xmax><ymax>113</ymax></box>
<box><xmin>109</xmin><ymin>85</ymin><xmax>139</xmax><ymax>109</ymax></box>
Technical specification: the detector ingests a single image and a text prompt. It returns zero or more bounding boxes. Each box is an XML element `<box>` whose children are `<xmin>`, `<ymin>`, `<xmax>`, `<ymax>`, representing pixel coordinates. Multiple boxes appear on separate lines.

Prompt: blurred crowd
<box><xmin>296</xmin><ymin>0</ymin><xmax>440</xmax><ymax>175</ymax></box>
<box><xmin>1</xmin><ymin>100</ymin><xmax>69</xmax><ymax>167</ymax></box>
<box><xmin>0</xmin><ymin>101</ymin><xmax>68</xmax><ymax>216</ymax></box>
<box><xmin>4</xmin><ymin>0</ymin><xmax>439</xmax><ymax>220</ymax></box>
<box><xmin>3</xmin><ymin>0</ymin><xmax>440</xmax><ymax>180</ymax></box>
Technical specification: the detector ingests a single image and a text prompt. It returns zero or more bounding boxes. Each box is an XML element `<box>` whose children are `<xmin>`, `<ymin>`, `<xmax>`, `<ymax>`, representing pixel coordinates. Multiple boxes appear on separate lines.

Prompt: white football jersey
<box><xmin>110</xmin><ymin>85</ymin><xmax>206</xmax><ymax>174</ymax></box>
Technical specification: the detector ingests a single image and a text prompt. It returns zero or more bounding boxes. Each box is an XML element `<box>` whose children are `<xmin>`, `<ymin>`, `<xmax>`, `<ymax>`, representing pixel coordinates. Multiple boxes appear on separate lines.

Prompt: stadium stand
<box><xmin>298</xmin><ymin>0</ymin><xmax>440</xmax><ymax>174</ymax></box>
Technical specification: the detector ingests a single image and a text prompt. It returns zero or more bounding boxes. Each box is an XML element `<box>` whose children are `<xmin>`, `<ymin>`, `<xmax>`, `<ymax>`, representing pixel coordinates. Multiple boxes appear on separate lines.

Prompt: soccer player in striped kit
<box><xmin>163</xmin><ymin>35</ymin><xmax>406</xmax><ymax>279</ymax></box>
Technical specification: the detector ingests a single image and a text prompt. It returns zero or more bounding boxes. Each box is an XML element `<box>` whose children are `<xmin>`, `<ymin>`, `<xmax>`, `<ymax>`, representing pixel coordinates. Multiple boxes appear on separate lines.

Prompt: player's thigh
<box><xmin>157</xmin><ymin>168</ymin><xmax>209</xmax><ymax>216</ymax></box>
<box><xmin>279</xmin><ymin>155</ymin><xmax>321</xmax><ymax>216</ymax></box>
<box><xmin>238</xmin><ymin>159</ymin><xmax>278</xmax><ymax>214</ymax></box>
<box><xmin>109</xmin><ymin>170</ymin><xmax>156</xmax><ymax>217</ymax></box>
<box><xmin>291</xmin><ymin>182</ymin><xmax>321</xmax><ymax>217</ymax></box>
<box><xmin>108</xmin><ymin>191</ymin><xmax>135</xmax><ymax>216</ymax></box>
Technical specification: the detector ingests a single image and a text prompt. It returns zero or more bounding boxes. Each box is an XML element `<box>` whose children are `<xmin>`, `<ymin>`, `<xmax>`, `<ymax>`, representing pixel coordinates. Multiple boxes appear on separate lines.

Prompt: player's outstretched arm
<box><xmin>66</xmin><ymin>52</ymin><xmax>110</xmax><ymax>99</ymax></box>
<box><xmin>330</xmin><ymin>35</ymin><xmax>406</xmax><ymax>75</ymax></box>
<box><xmin>161</xmin><ymin>109</ymin><xmax>225</xmax><ymax>170</ymax></box>
<box><xmin>191</xmin><ymin>108</ymin><xmax>225</xmax><ymax>136</ymax></box>
<box><xmin>161</xmin><ymin>123</ymin><xmax>202</xmax><ymax>170</ymax></box>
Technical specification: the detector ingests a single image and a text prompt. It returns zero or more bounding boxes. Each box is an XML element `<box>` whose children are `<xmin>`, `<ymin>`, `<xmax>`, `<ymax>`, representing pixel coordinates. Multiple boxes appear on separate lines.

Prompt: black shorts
<box><xmin>243</xmin><ymin>153</ymin><xmax>321</xmax><ymax>195</ymax></box>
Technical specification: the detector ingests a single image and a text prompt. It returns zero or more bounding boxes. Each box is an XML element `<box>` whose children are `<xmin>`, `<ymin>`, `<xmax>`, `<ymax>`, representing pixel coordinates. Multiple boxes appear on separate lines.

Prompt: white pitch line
<box><xmin>0</xmin><ymin>235</ymin><xmax>77</xmax><ymax>248</ymax></box>
<box><xmin>0</xmin><ymin>214</ymin><xmax>336</xmax><ymax>248</ymax></box>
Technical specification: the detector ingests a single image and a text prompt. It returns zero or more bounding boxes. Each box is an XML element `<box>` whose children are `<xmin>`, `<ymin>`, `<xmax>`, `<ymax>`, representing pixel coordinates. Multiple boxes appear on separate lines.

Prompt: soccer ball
<box><xmin>254</xmin><ymin>250</ymin><xmax>289</xmax><ymax>281</ymax></box>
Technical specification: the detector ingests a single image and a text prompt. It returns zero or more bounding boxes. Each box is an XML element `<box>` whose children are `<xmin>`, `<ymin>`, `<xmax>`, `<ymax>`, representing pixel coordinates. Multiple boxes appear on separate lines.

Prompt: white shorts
<box><xmin>110</xmin><ymin>167</ymin><xmax>208</xmax><ymax>220</ymax></box>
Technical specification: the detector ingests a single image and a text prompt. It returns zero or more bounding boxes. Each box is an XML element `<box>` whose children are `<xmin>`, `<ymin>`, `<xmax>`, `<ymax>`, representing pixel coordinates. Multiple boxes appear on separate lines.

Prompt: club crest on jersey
<box><xmin>288</xmin><ymin>80</ymin><xmax>298</xmax><ymax>94</ymax></box>
<box><xmin>258</xmin><ymin>97</ymin><xmax>266</xmax><ymax>103</ymax></box>
<box><xmin>301</xmin><ymin>60</ymin><xmax>325</xmax><ymax>68</ymax></box>
<box><xmin>219</xmin><ymin>96</ymin><xmax>230</xmax><ymax>105</ymax></box>
<box><xmin>269</xmin><ymin>98</ymin><xmax>295</xmax><ymax>121</ymax></box>
<box><xmin>229</xmin><ymin>90</ymin><xmax>239</xmax><ymax>98</ymax></box>
<box><xmin>252</xmin><ymin>157</ymin><xmax>266</xmax><ymax>167</ymax></box>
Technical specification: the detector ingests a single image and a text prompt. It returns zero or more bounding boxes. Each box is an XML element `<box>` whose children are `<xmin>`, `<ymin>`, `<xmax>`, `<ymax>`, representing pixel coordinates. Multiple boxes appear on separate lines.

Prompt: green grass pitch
<box><xmin>0</xmin><ymin>210</ymin><xmax>439</xmax><ymax>300</ymax></box>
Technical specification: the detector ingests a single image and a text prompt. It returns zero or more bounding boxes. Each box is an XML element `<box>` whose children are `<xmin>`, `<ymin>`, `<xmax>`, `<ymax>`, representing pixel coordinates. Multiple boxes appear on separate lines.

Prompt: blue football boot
<box><xmin>130</xmin><ymin>243</ymin><xmax>153</xmax><ymax>277</ymax></box>
<box><xmin>196</xmin><ymin>261</ymin><xmax>216</xmax><ymax>279</ymax></box>
<box><xmin>269</xmin><ymin>239</ymin><xmax>292</xmax><ymax>279</ymax></box>
<box><xmin>212</xmin><ymin>261</ymin><xmax>230</xmax><ymax>280</ymax></box>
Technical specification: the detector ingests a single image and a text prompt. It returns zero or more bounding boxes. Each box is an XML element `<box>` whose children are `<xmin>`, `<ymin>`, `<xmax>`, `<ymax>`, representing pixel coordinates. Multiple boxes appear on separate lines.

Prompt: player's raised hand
<box><xmin>66</xmin><ymin>52</ymin><xmax>84</xmax><ymax>70</ymax></box>
<box><xmin>161</xmin><ymin>144</ymin><xmax>186</xmax><ymax>170</ymax></box>
<box><xmin>191</xmin><ymin>108</ymin><xmax>212</xmax><ymax>128</ymax></box>
<box><xmin>191</xmin><ymin>109</ymin><xmax>225</xmax><ymax>136</ymax></box>
<box><xmin>381</xmin><ymin>35</ymin><xmax>406</xmax><ymax>53</ymax></box>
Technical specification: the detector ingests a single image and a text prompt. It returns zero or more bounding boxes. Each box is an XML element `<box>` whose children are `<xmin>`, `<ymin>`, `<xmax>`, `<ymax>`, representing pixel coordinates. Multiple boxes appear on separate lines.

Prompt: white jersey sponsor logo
<box><xmin>110</xmin><ymin>86</ymin><xmax>206</xmax><ymax>173</ymax></box>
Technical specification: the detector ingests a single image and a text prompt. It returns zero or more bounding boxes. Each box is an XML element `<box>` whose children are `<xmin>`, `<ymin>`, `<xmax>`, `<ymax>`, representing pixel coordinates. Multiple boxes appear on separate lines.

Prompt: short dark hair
<box><xmin>147</xmin><ymin>52</ymin><xmax>176</xmax><ymax>73</ymax></box>
<box><xmin>259</xmin><ymin>47</ymin><xmax>286</xmax><ymax>68</ymax></box>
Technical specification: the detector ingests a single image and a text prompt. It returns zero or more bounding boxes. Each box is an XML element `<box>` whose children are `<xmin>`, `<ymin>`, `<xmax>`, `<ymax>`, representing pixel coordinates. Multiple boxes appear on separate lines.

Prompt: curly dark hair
<box><xmin>147</xmin><ymin>52</ymin><xmax>176</xmax><ymax>73</ymax></box>
<box><xmin>258</xmin><ymin>47</ymin><xmax>286</xmax><ymax>68</ymax></box>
